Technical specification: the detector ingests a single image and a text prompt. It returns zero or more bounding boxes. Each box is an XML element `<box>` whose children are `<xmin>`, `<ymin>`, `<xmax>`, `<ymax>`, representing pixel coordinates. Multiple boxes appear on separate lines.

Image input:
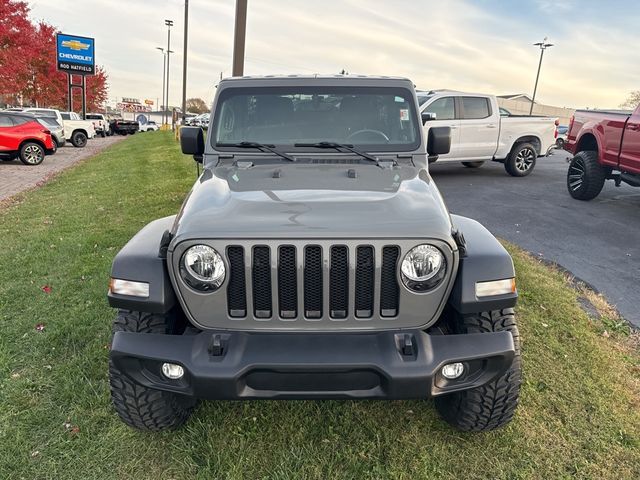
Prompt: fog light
<box><xmin>441</xmin><ymin>362</ymin><xmax>464</xmax><ymax>379</ymax></box>
<box><xmin>161</xmin><ymin>363</ymin><xmax>184</xmax><ymax>380</ymax></box>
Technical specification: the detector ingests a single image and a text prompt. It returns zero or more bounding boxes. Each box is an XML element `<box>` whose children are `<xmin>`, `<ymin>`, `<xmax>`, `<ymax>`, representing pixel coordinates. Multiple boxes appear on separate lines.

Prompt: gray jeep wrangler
<box><xmin>108</xmin><ymin>75</ymin><xmax>521</xmax><ymax>432</ymax></box>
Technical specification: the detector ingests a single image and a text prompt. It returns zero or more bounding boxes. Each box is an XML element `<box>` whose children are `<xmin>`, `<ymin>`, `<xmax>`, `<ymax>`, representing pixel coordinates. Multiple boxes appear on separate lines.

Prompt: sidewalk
<box><xmin>0</xmin><ymin>136</ymin><xmax>125</xmax><ymax>202</ymax></box>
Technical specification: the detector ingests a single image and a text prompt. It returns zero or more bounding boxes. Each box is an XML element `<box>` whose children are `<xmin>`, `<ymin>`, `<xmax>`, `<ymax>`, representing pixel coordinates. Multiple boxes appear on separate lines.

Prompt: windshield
<box><xmin>37</xmin><ymin>118</ymin><xmax>61</xmax><ymax>129</ymax></box>
<box><xmin>212</xmin><ymin>86</ymin><xmax>420</xmax><ymax>152</ymax></box>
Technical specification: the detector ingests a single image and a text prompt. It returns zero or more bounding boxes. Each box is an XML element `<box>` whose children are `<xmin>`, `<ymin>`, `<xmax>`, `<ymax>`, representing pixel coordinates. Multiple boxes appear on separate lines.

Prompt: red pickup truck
<box><xmin>565</xmin><ymin>104</ymin><xmax>640</xmax><ymax>200</ymax></box>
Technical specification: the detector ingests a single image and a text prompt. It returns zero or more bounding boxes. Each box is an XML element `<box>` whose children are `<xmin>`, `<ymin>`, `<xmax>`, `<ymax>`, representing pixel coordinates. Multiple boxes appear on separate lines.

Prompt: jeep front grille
<box><xmin>225</xmin><ymin>244</ymin><xmax>400</xmax><ymax>321</ymax></box>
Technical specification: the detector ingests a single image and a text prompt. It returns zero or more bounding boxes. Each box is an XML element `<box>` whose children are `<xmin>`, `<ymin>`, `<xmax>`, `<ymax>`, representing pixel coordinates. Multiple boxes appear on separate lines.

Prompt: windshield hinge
<box><xmin>377</xmin><ymin>160</ymin><xmax>396</xmax><ymax>169</ymax></box>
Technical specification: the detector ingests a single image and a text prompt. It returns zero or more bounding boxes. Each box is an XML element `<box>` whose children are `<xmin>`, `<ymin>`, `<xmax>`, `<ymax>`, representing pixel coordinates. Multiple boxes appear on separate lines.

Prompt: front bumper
<box><xmin>111</xmin><ymin>329</ymin><xmax>515</xmax><ymax>400</ymax></box>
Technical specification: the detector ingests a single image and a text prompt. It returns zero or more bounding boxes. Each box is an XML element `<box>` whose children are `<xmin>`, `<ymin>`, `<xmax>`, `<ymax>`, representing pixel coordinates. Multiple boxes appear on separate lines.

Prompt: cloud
<box><xmin>26</xmin><ymin>0</ymin><xmax>639</xmax><ymax>109</ymax></box>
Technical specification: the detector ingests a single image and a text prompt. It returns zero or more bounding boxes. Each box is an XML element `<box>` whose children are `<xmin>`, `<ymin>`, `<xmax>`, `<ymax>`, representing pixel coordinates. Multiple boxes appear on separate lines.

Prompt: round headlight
<box><xmin>401</xmin><ymin>244</ymin><xmax>446</xmax><ymax>291</ymax></box>
<box><xmin>180</xmin><ymin>245</ymin><xmax>225</xmax><ymax>291</ymax></box>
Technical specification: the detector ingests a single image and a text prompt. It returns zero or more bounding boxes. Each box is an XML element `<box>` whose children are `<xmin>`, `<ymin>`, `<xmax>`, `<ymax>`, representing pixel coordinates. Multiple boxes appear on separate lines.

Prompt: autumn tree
<box><xmin>0</xmin><ymin>0</ymin><xmax>33</xmax><ymax>96</ymax></box>
<box><xmin>186</xmin><ymin>97</ymin><xmax>209</xmax><ymax>114</ymax></box>
<box><xmin>0</xmin><ymin>0</ymin><xmax>108</xmax><ymax>111</ymax></box>
<box><xmin>620</xmin><ymin>91</ymin><xmax>640</xmax><ymax>109</ymax></box>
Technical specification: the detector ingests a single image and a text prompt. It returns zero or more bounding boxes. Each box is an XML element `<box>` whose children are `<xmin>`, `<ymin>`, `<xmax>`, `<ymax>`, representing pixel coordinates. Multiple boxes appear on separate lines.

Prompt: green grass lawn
<box><xmin>0</xmin><ymin>132</ymin><xmax>638</xmax><ymax>479</ymax></box>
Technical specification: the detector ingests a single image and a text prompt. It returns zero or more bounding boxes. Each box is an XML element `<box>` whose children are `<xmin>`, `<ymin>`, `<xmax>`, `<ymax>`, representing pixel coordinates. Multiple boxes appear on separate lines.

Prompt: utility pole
<box><xmin>530</xmin><ymin>37</ymin><xmax>553</xmax><ymax>115</ymax></box>
<box><xmin>181</xmin><ymin>0</ymin><xmax>189</xmax><ymax>124</ymax></box>
<box><xmin>156</xmin><ymin>47</ymin><xmax>166</xmax><ymax>125</ymax></box>
<box><xmin>232</xmin><ymin>0</ymin><xmax>248</xmax><ymax>76</ymax></box>
<box><xmin>165</xmin><ymin>19</ymin><xmax>174</xmax><ymax>128</ymax></box>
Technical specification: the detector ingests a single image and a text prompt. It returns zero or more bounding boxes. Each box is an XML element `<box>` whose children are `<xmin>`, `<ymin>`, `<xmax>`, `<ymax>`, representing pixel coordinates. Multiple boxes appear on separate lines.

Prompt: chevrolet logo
<box><xmin>62</xmin><ymin>40</ymin><xmax>90</xmax><ymax>51</ymax></box>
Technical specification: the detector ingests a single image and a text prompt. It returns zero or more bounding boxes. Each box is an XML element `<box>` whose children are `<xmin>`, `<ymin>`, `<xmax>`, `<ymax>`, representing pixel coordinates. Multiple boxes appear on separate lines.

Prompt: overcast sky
<box><xmin>28</xmin><ymin>0</ymin><xmax>638</xmax><ymax>109</ymax></box>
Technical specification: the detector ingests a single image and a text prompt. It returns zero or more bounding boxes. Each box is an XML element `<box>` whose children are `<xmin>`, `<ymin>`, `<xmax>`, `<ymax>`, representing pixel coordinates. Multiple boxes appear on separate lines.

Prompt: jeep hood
<box><xmin>171</xmin><ymin>163</ymin><xmax>454</xmax><ymax>243</ymax></box>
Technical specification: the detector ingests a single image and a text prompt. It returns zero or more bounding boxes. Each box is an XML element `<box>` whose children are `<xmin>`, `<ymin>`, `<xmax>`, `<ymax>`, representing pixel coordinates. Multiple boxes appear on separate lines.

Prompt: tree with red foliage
<box><xmin>0</xmin><ymin>0</ymin><xmax>108</xmax><ymax>111</ymax></box>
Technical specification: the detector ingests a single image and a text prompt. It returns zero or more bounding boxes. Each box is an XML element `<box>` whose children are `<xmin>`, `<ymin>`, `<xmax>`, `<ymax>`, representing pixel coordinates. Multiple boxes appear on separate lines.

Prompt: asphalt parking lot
<box><xmin>432</xmin><ymin>150</ymin><xmax>640</xmax><ymax>327</ymax></box>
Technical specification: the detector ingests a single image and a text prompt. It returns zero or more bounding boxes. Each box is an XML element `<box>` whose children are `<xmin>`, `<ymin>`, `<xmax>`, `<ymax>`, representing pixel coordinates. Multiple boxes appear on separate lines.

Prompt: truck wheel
<box><xmin>71</xmin><ymin>131</ymin><xmax>88</xmax><ymax>148</ymax></box>
<box><xmin>505</xmin><ymin>143</ymin><xmax>537</xmax><ymax>177</ymax></box>
<box><xmin>19</xmin><ymin>142</ymin><xmax>45</xmax><ymax>165</ymax></box>
<box><xmin>100</xmin><ymin>131</ymin><xmax>106</xmax><ymax>138</ymax></box>
<box><xmin>567</xmin><ymin>151</ymin><xmax>606</xmax><ymax>201</ymax></box>
<box><xmin>462</xmin><ymin>161</ymin><xmax>484</xmax><ymax>168</ymax></box>
<box><xmin>109</xmin><ymin>310</ymin><xmax>197</xmax><ymax>431</ymax></box>
<box><xmin>435</xmin><ymin>308</ymin><xmax>521</xmax><ymax>432</ymax></box>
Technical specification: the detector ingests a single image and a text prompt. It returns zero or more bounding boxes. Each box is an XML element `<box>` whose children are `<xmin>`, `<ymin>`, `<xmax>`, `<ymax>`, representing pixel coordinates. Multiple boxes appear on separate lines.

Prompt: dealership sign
<box><xmin>56</xmin><ymin>33</ymin><xmax>95</xmax><ymax>75</ymax></box>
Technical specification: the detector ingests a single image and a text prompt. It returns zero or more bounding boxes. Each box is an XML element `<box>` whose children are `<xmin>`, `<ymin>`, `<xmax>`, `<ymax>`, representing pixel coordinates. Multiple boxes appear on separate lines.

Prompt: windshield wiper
<box><xmin>294</xmin><ymin>141</ymin><xmax>382</xmax><ymax>164</ymax></box>
<box><xmin>216</xmin><ymin>142</ymin><xmax>296</xmax><ymax>162</ymax></box>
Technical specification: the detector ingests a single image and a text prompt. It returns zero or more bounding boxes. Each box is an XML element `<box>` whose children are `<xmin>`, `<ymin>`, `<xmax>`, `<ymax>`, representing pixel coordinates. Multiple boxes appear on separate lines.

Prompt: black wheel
<box><xmin>505</xmin><ymin>143</ymin><xmax>537</xmax><ymax>177</ymax></box>
<box><xmin>566</xmin><ymin>150</ymin><xmax>606</xmax><ymax>201</ymax></box>
<box><xmin>50</xmin><ymin>139</ymin><xmax>58</xmax><ymax>154</ymax></box>
<box><xmin>100</xmin><ymin>131</ymin><xmax>106</xmax><ymax>138</ymax></box>
<box><xmin>19</xmin><ymin>142</ymin><xmax>45</xmax><ymax>165</ymax></box>
<box><xmin>435</xmin><ymin>308</ymin><xmax>521</xmax><ymax>432</ymax></box>
<box><xmin>109</xmin><ymin>310</ymin><xmax>197</xmax><ymax>431</ymax></box>
<box><xmin>555</xmin><ymin>138</ymin><xmax>565</xmax><ymax>149</ymax></box>
<box><xmin>462</xmin><ymin>161</ymin><xmax>484</xmax><ymax>168</ymax></box>
<box><xmin>106</xmin><ymin>128</ymin><xmax>113</xmax><ymax>136</ymax></box>
<box><xmin>71</xmin><ymin>131</ymin><xmax>88</xmax><ymax>147</ymax></box>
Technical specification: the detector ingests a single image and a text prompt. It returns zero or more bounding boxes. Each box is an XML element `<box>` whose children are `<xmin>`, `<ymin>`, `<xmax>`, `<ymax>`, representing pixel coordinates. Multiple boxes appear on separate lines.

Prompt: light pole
<box><xmin>232</xmin><ymin>0</ymin><xmax>248</xmax><ymax>76</ymax></box>
<box><xmin>156</xmin><ymin>47</ymin><xmax>166</xmax><ymax>126</ymax></box>
<box><xmin>165</xmin><ymin>19</ymin><xmax>174</xmax><ymax>128</ymax></box>
<box><xmin>530</xmin><ymin>37</ymin><xmax>553</xmax><ymax>115</ymax></box>
<box><xmin>181</xmin><ymin>1</ymin><xmax>189</xmax><ymax>124</ymax></box>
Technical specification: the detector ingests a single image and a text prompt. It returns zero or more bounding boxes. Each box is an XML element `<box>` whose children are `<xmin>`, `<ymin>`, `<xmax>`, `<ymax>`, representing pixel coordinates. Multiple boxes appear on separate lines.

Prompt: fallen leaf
<box><xmin>35</xmin><ymin>323</ymin><xmax>45</xmax><ymax>332</ymax></box>
<box><xmin>70</xmin><ymin>426</ymin><xmax>80</xmax><ymax>435</ymax></box>
<box><xmin>602</xmin><ymin>330</ymin><xmax>610</xmax><ymax>338</ymax></box>
<box><xmin>11</xmin><ymin>373</ymin><xmax>20</xmax><ymax>379</ymax></box>
<box><xmin>541</xmin><ymin>322</ymin><xmax>549</xmax><ymax>328</ymax></box>
<box><xmin>31</xmin><ymin>450</ymin><xmax>40</xmax><ymax>458</ymax></box>
<box><xmin>41</xmin><ymin>285</ymin><xmax>52</xmax><ymax>294</ymax></box>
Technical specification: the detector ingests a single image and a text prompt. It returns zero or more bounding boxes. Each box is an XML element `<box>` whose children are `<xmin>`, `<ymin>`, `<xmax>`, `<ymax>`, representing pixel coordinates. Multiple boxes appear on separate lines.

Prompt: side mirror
<box><xmin>180</xmin><ymin>126</ymin><xmax>204</xmax><ymax>162</ymax></box>
<box><xmin>421</xmin><ymin>111</ymin><xmax>437</xmax><ymax>125</ymax></box>
<box><xmin>427</xmin><ymin>126</ymin><xmax>451</xmax><ymax>156</ymax></box>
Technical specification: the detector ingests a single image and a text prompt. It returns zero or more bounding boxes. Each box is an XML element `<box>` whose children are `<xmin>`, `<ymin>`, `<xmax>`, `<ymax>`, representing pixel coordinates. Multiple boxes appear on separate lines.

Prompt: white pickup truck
<box><xmin>418</xmin><ymin>91</ymin><xmax>557</xmax><ymax>176</ymax></box>
<box><xmin>22</xmin><ymin>108</ymin><xmax>95</xmax><ymax>148</ymax></box>
<box><xmin>60</xmin><ymin>112</ymin><xmax>96</xmax><ymax>147</ymax></box>
<box><xmin>86</xmin><ymin>113</ymin><xmax>109</xmax><ymax>137</ymax></box>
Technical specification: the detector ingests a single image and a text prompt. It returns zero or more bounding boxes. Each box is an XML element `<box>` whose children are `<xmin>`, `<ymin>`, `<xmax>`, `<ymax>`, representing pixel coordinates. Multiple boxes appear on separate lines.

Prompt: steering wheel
<box><xmin>346</xmin><ymin>129</ymin><xmax>390</xmax><ymax>143</ymax></box>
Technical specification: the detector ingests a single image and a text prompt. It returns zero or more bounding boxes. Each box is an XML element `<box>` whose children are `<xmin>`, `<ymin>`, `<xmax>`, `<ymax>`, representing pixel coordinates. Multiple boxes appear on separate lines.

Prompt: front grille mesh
<box><xmin>304</xmin><ymin>246</ymin><xmax>323</xmax><ymax>318</ymax></box>
<box><xmin>329</xmin><ymin>246</ymin><xmax>349</xmax><ymax>318</ymax></box>
<box><xmin>278</xmin><ymin>246</ymin><xmax>297</xmax><ymax>318</ymax></box>
<box><xmin>355</xmin><ymin>246</ymin><xmax>375</xmax><ymax>318</ymax></box>
<box><xmin>226</xmin><ymin>244</ymin><xmax>401</xmax><ymax>320</ymax></box>
<box><xmin>252</xmin><ymin>246</ymin><xmax>272</xmax><ymax>318</ymax></box>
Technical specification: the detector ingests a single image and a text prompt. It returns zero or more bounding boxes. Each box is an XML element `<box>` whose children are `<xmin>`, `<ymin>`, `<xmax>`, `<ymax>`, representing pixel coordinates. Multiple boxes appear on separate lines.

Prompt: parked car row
<box><xmin>0</xmin><ymin>105</ymin><xmax>153</xmax><ymax>166</ymax></box>
<box><xmin>184</xmin><ymin>113</ymin><xmax>210</xmax><ymax>128</ymax></box>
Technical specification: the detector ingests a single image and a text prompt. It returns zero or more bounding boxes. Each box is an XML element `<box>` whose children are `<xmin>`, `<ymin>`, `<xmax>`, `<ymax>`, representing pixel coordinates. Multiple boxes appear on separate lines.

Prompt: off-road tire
<box><xmin>462</xmin><ymin>161</ymin><xmax>484</xmax><ymax>168</ymax></box>
<box><xmin>566</xmin><ymin>150</ymin><xmax>606</xmax><ymax>201</ymax></box>
<box><xmin>109</xmin><ymin>310</ymin><xmax>197</xmax><ymax>431</ymax></box>
<box><xmin>505</xmin><ymin>142</ymin><xmax>537</xmax><ymax>177</ymax></box>
<box><xmin>71</xmin><ymin>131</ymin><xmax>88</xmax><ymax>148</ymax></box>
<box><xmin>100</xmin><ymin>130</ymin><xmax>106</xmax><ymax>138</ymax></box>
<box><xmin>19</xmin><ymin>141</ymin><xmax>45</xmax><ymax>165</ymax></box>
<box><xmin>555</xmin><ymin>137</ymin><xmax>565</xmax><ymax>149</ymax></box>
<box><xmin>435</xmin><ymin>308</ymin><xmax>521</xmax><ymax>432</ymax></box>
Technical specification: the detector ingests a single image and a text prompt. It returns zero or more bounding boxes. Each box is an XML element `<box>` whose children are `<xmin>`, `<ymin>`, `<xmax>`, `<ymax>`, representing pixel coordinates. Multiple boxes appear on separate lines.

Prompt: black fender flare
<box><xmin>107</xmin><ymin>216</ymin><xmax>176</xmax><ymax>313</ymax></box>
<box><xmin>448</xmin><ymin>215</ymin><xmax>517</xmax><ymax>314</ymax></box>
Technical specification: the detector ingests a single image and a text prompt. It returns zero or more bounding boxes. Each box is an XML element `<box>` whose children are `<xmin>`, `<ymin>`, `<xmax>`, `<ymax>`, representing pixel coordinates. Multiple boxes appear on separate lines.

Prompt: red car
<box><xmin>0</xmin><ymin>111</ymin><xmax>55</xmax><ymax>165</ymax></box>
<box><xmin>565</xmin><ymin>104</ymin><xmax>640</xmax><ymax>200</ymax></box>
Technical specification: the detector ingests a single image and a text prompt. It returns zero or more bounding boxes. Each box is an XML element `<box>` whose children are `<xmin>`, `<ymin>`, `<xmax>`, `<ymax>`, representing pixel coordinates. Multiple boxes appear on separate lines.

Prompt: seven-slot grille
<box><xmin>225</xmin><ymin>244</ymin><xmax>400</xmax><ymax>321</ymax></box>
